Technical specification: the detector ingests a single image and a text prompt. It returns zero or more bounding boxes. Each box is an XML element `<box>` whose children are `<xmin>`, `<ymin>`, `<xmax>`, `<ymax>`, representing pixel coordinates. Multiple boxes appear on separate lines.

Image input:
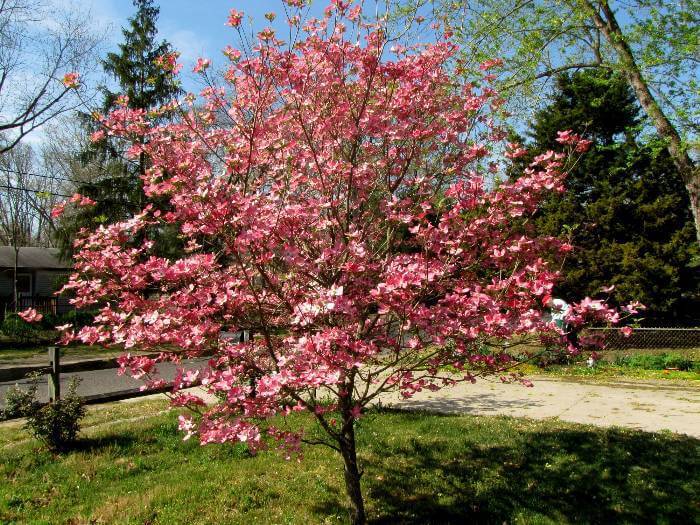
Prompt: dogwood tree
<box><xmin>52</xmin><ymin>2</ymin><xmax>624</xmax><ymax>522</ymax></box>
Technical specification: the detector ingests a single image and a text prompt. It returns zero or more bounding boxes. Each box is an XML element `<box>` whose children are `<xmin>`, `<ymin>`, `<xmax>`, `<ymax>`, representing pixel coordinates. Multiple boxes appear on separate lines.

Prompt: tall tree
<box><xmin>55</xmin><ymin>0</ymin><xmax>180</xmax><ymax>256</ymax></box>
<box><xmin>520</xmin><ymin>71</ymin><xmax>699</xmax><ymax>322</ymax></box>
<box><xmin>404</xmin><ymin>0</ymin><xmax>700</xmax><ymax>242</ymax></box>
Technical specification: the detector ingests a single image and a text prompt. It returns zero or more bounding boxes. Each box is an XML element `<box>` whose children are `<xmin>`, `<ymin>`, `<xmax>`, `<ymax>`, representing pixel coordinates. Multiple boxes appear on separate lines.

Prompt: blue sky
<box><xmin>86</xmin><ymin>0</ymin><xmax>331</xmax><ymax>82</ymax></box>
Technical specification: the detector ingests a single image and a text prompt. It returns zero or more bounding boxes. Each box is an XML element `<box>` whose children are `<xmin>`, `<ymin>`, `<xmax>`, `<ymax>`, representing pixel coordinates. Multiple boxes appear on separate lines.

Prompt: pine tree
<box><xmin>56</xmin><ymin>0</ymin><xmax>181</xmax><ymax>257</ymax></box>
<box><xmin>523</xmin><ymin>71</ymin><xmax>699</xmax><ymax>323</ymax></box>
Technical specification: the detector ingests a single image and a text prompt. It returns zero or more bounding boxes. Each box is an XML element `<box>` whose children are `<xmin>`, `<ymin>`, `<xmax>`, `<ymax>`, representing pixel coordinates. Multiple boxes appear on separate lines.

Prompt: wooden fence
<box><xmin>0</xmin><ymin>348</ymin><xmax>176</xmax><ymax>414</ymax></box>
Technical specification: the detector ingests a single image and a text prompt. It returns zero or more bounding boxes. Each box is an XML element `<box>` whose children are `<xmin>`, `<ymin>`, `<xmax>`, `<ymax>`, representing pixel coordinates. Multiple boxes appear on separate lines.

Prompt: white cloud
<box><xmin>162</xmin><ymin>27</ymin><xmax>209</xmax><ymax>66</ymax></box>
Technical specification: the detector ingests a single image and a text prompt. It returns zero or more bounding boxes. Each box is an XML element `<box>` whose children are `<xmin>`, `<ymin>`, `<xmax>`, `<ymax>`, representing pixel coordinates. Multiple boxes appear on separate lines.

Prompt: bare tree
<box><xmin>0</xmin><ymin>0</ymin><xmax>101</xmax><ymax>154</ymax></box>
<box><xmin>0</xmin><ymin>143</ymin><xmax>63</xmax><ymax>307</ymax></box>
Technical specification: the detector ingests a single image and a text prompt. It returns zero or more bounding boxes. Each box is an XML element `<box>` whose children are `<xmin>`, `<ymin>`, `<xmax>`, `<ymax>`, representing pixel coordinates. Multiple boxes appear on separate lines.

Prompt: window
<box><xmin>16</xmin><ymin>274</ymin><xmax>31</xmax><ymax>294</ymax></box>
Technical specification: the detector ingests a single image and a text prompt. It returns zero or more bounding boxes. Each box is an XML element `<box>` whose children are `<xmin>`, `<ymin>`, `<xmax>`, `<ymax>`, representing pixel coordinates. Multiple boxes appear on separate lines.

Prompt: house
<box><xmin>0</xmin><ymin>246</ymin><xmax>73</xmax><ymax>319</ymax></box>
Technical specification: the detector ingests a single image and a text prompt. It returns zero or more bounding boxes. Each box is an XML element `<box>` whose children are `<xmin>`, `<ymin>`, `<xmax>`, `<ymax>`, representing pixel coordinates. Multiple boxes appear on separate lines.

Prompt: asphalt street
<box><xmin>0</xmin><ymin>358</ymin><xmax>209</xmax><ymax>406</ymax></box>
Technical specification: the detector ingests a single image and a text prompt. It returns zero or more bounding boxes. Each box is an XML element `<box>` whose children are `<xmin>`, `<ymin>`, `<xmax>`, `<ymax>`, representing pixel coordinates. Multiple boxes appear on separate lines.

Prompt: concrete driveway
<box><xmin>380</xmin><ymin>376</ymin><xmax>700</xmax><ymax>438</ymax></box>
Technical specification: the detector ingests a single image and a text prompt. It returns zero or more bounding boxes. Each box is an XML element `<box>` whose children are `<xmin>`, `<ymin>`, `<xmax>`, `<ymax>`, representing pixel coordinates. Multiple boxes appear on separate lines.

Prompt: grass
<box><xmin>517</xmin><ymin>348</ymin><xmax>700</xmax><ymax>382</ymax></box>
<box><xmin>0</xmin><ymin>344</ymin><xmax>122</xmax><ymax>363</ymax></box>
<box><xmin>518</xmin><ymin>362</ymin><xmax>700</xmax><ymax>382</ymax></box>
<box><xmin>1</xmin><ymin>400</ymin><xmax>698</xmax><ymax>524</ymax></box>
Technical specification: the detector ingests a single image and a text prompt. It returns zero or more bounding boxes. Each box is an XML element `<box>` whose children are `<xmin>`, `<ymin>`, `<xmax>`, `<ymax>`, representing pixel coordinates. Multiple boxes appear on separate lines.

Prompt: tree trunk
<box><xmin>13</xmin><ymin>245</ymin><xmax>19</xmax><ymax>310</ymax></box>
<box><xmin>339</xmin><ymin>426</ymin><xmax>366</xmax><ymax>525</ymax></box>
<box><xmin>584</xmin><ymin>0</ymin><xmax>700</xmax><ymax>243</ymax></box>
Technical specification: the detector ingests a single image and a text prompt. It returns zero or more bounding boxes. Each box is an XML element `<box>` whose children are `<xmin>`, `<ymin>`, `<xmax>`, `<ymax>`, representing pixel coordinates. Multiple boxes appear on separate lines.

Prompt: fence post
<box><xmin>48</xmin><ymin>346</ymin><xmax>60</xmax><ymax>402</ymax></box>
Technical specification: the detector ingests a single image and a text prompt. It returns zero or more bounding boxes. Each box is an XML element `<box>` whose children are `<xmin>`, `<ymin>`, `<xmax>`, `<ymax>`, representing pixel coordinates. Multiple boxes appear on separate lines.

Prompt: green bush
<box><xmin>1</xmin><ymin>374</ymin><xmax>86</xmax><ymax>451</ymax></box>
<box><xmin>0</xmin><ymin>374</ymin><xmax>40</xmax><ymax>420</ymax></box>
<box><xmin>662</xmin><ymin>354</ymin><xmax>696</xmax><ymax>371</ymax></box>
<box><xmin>25</xmin><ymin>379</ymin><xmax>86</xmax><ymax>452</ymax></box>
<box><xmin>0</xmin><ymin>313</ymin><xmax>40</xmax><ymax>341</ymax></box>
<box><xmin>54</xmin><ymin>309</ymin><xmax>95</xmax><ymax>329</ymax></box>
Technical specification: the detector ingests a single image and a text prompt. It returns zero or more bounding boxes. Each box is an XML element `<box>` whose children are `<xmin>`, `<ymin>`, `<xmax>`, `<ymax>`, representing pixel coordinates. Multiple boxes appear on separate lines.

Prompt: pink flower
<box><xmin>51</xmin><ymin>201</ymin><xmax>67</xmax><ymax>218</ymax></box>
<box><xmin>479</xmin><ymin>58</ymin><xmax>503</xmax><ymax>71</ymax></box>
<box><xmin>178</xmin><ymin>415</ymin><xmax>197</xmax><ymax>440</ymax></box>
<box><xmin>555</xmin><ymin>130</ymin><xmax>574</xmax><ymax>144</ymax></box>
<box><xmin>70</xmin><ymin>193</ymin><xmax>96</xmax><ymax>207</ymax></box>
<box><xmin>600</xmin><ymin>285</ymin><xmax>615</xmax><ymax>293</ymax></box>
<box><xmin>623</xmin><ymin>301</ymin><xmax>646</xmax><ymax>314</ymax></box>
<box><xmin>154</xmin><ymin>52</ymin><xmax>182</xmax><ymax>74</ymax></box>
<box><xmin>193</xmin><ymin>58</ymin><xmax>211</xmax><ymax>73</ymax></box>
<box><xmin>226</xmin><ymin>9</ymin><xmax>243</xmax><ymax>27</ymax></box>
<box><xmin>620</xmin><ymin>326</ymin><xmax>633</xmax><ymax>338</ymax></box>
<box><xmin>258</xmin><ymin>27</ymin><xmax>275</xmax><ymax>42</ymax></box>
<box><xmin>62</xmin><ymin>72</ymin><xmax>80</xmax><ymax>89</ymax></box>
<box><xmin>18</xmin><ymin>308</ymin><xmax>43</xmax><ymax>323</ymax></box>
<box><xmin>223</xmin><ymin>46</ymin><xmax>242</xmax><ymax>62</ymax></box>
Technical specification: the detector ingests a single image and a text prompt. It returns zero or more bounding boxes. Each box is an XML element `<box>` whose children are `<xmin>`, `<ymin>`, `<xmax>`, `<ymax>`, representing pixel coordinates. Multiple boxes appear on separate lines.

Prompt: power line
<box><xmin>0</xmin><ymin>165</ymin><xmax>141</xmax><ymax>189</ymax></box>
<box><xmin>0</xmin><ymin>165</ymin><xmax>100</xmax><ymax>188</ymax></box>
<box><xmin>0</xmin><ymin>182</ymin><xmax>74</xmax><ymax>199</ymax></box>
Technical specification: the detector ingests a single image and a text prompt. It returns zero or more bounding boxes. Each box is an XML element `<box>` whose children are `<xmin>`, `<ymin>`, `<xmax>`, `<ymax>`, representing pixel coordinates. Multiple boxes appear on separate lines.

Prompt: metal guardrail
<box><xmin>586</xmin><ymin>327</ymin><xmax>700</xmax><ymax>350</ymax></box>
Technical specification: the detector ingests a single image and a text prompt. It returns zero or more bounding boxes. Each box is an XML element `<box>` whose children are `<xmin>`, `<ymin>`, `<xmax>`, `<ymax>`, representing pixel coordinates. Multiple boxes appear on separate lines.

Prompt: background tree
<box><xmin>0</xmin><ymin>144</ymin><xmax>62</xmax><ymax>308</ymax></box>
<box><xmin>517</xmin><ymin>71</ymin><xmax>699</xmax><ymax>323</ymax></box>
<box><xmin>54</xmin><ymin>0</ymin><xmax>181</xmax><ymax>257</ymax></box>
<box><xmin>404</xmin><ymin>0</ymin><xmax>700</xmax><ymax>242</ymax></box>
<box><xmin>0</xmin><ymin>0</ymin><xmax>99</xmax><ymax>153</ymax></box>
<box><xmin>54</xmin><ymin>4</ymin><xmax>624</xmax><ymax>523</ymax></box>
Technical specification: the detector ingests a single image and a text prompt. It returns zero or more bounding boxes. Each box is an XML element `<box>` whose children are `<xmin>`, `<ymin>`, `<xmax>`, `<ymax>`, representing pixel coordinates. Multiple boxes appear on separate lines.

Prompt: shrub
<box><xmin>24</xmin><ymin>378</ymin><xmax>86</xmax><ymax>452</ymax></box>
<box><xmin>0</xmin><ymin>373</ymin><xmax>40</xmax><ymax>420</ymax></box>
<box><xmin>0</xmin><ymin>312</ymin><xmax>40</xmax><ymax>341</ymax></box>
<box><xmin>662</xmin><ymin>354</ymin><xmax>695</xmax><ymax>371</ymax></box>
<box><xmin>54</xmin><ymin>309</ymin><xmax>96</xmax><ymax>329</ymax></box>
<box><xmin>1</xmin><ymin>374</ymin><xmax>86</xmax><ymax>451</ymax></box>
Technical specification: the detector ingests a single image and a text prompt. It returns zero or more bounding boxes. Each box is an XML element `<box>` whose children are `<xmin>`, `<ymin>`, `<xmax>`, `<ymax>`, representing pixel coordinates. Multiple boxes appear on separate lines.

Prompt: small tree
<box><xmin>57</xmin><ymin>3</ymin><xmax>624</xmax><ymax>522</ymax></box>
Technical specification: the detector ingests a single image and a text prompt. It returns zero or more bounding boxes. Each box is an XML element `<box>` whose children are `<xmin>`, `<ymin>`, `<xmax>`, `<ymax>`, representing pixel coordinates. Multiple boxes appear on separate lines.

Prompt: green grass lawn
<box><xmin>515</xmin><ymin>347</ymin><xmax>700</xmax><ymax>382</ymax></box>
<box><xmin>0</xmin><ymin>344</ymin><xmax>123</xmax><ymax>363</ymax></box>
<box><xmin>518</xmin><ymin>362</ymin><xmax>700</xmax><ymax>382</ymax></box>
<box><xmin>1</xmin><ymin>401</ymin><xmax>698</xmax><ymax>524</ymax></box>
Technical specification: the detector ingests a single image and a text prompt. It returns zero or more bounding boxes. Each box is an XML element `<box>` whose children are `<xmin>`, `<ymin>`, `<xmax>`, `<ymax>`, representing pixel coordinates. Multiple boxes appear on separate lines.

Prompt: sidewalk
<box><xmin>379</xmin><ymin>376</ymin><xmax>700</xmax><ymax>438</ymax></box>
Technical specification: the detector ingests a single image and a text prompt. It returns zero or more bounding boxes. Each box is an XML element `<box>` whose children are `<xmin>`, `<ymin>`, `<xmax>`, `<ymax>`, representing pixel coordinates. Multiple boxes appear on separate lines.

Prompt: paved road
<box><xmin>3</xmin><ymin>361</ymin><xmax>699</xmax><ymax>438</ymax></box>
<box><xmin>0</xmin><ymin>359</ymin><xmax>209</xmax><ymax>406</ymax></box>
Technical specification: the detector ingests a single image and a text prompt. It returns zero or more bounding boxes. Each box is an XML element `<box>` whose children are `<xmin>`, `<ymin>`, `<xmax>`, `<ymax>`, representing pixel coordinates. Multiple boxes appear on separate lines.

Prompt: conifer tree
<box><xmin>523</xmin><ymin>71</ymin><xmax>699</xmax><ymax>323</ymax></box>
<box><xmin>56</xmin><ymin>0</ymin><xmax>181</xmax><ymax>257</ymax></box>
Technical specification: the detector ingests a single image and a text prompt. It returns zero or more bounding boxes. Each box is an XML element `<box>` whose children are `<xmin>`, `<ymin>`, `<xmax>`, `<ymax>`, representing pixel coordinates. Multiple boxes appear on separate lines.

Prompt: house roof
<box><xmin>0</xmin><ymin>246</ymin><xmax>71</xmax><ymax>270</ymax></box>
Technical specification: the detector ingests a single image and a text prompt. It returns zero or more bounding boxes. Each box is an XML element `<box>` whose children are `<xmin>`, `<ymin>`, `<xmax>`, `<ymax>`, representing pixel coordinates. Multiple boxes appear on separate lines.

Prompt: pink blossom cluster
<box><xmin>62</xmin><ymin>72</ymin><xmax>80</xmax><ymax>89</ymax></box>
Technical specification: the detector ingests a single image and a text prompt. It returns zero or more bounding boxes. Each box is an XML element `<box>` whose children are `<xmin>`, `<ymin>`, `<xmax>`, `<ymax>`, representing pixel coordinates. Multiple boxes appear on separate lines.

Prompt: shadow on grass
<box><xmin>356</xmin><ymin>411</ymin><xmax>699</xmax><ymax>524</ymax></box>
<box><xmin>73</xmin><ymin>433</ymin><xmax>141</xmax><ymax>453</ymax></box>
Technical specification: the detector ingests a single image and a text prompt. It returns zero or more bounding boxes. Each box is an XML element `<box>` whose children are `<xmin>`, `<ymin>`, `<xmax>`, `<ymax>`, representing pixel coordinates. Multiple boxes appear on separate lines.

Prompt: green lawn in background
<box><xmin>1</xmin><ymin>401</ymin><xmax>698</xmax><ymax>524</ymax></box>
<box><xmin>0</xmin><ymin>344</ymin><xmax>120</xmax><ymax>362</ymax></box>
<box><xmin>521</xmin><ymin>348</ymin><xmax>700</xmax><ymax>382</ymax></box>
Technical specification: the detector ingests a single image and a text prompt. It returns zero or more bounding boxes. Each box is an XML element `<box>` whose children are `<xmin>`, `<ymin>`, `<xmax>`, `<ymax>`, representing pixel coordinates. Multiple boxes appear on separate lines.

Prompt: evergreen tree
<box><xmin>56</xmin><ymin>0</ymin><xmax>181</xmax><ymax>257</ymax></box>
<box><xmin>523</xmin><ymin>71</ymin><xmax>699</xmax><ymax>323</ymax></box>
